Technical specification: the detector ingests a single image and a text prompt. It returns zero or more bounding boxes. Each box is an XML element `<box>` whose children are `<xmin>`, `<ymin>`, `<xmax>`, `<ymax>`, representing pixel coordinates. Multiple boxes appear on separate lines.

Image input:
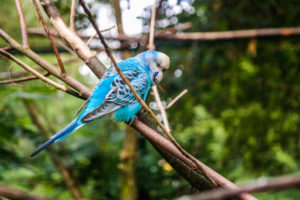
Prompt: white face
<box><xmin>148</xmin><ymin>52</ymin><xmax>170</xmax><ymax>85</ymax></box>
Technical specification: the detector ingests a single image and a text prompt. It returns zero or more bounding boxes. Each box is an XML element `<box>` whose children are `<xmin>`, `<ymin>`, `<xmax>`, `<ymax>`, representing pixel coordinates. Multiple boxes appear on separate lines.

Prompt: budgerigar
<box><xmin>30</xmin><ymin>50</ymin><xmax>170</xmax><ymax>157</ymax></box>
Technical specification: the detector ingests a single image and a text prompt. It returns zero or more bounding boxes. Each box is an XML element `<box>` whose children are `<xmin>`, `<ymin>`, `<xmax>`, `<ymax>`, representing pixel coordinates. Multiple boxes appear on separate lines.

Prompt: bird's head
<box><xmin>137</xmin><ymin>50</ymin><xmax>170</xmax><ymax>85</ymax></box>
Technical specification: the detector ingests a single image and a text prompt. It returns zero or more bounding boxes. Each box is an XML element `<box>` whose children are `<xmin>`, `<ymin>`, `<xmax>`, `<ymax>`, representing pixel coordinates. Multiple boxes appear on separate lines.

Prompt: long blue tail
<box><xmin>30</xmin><ymin>119</ymin><xmax>83</xmax><ymax>157</ymax></box>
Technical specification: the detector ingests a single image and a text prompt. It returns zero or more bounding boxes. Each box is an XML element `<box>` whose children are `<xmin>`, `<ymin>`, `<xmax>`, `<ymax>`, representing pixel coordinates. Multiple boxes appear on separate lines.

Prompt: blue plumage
<box><xmin>30</xmin><ymin>50</ymin><xmax>170</xmax><ymax>157</ymax></box>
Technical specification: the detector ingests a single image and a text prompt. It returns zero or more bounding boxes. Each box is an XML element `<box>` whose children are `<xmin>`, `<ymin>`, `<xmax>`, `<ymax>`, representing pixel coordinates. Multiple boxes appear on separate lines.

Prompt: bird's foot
<box><xmin>128</xmin><ymin>115</ymin><xmax>138</xmax><ymax>126</ymax></box>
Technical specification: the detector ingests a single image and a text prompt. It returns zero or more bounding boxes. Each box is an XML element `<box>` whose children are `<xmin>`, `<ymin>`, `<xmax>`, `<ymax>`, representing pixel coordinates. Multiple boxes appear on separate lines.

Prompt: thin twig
<box><xmin>15</xmin><ymin>0</ymin><xmax>29</xmax><ymax>48</ymax></box>
<box><xmin>86</xmin><ymin>25</ymin><xmax>116</xmax><ymax>45</ymax></box>
<box><xmin>0</xmin><ymin>184</ymin><xmax>56</xmax><ymax>200</ymax></box>
<box><xmin>24</xmin><ymin>100</ymin><xmax>85</xmax><ymax>200</ymax></box>
<box><xmin>0</xmin><ymin>72</ymin><xmax>50</xmax><ymax>84</ymax></box>
<box><xmin>147</xmin><ymin>1</ymin><xmax>217</xmax><ymax>187</ymax></box>
<box><xmin>39</xmin><ymin>0</ymin><xmax>106</xmax><ymax>78</ymax></box>
<box><xmin>148</xmin><ymin>0</ymin><xmax>171</xmax><ymax>133</ymax></box>
<box><xmin>0</xmin><ymin>70</ymin><xmax>30</xmax><ymax>79</ymax></box>
<box><xmin>165</xmin><ymin>89</ymin><xmax>188</xmax><ymax>109</ymax></box>
<box><xmin>0</xmin><ymin>47</ymin><xmax>13</xmax><ymax>51</ymax></box>
<box><xmin>0</xmin><ymin>49</ymin><xmax>84</xmax><ymax>99</ymax></box>
<box><xmin>54</xmin><ymin>38</ymin><xmax>77</xmax><ymax>56</ymax></box>
<box><xmin>28</xmin><ymin>26</ymin><xmax>300</xmax><ymax>42</ymax></box>
<box><xmin>32</xmin><ymin>0</ymin><xmax>67</xmax><ymax>75</ymax></box>
<box><xmin>0</xmin><ymin>28</ymin><xmax>90</xmax><ymax>98</ymax></box>
<box><xmin>152</xmin><ymin>86</ymin><xmax>171</xmax><ymax>131</ymax></box>
<box><xmin>70</xmin><ymin>0</ymin><xmax>76</xmax><ymax>32</ymax></box>
<box><xmin>157</xmin><ymin>22</ymin><xmax>192</xmax><ymax>36</ymax></box>
<box><xmin>86</xmin><ymin>33</ymin><xmax>97</xmax><ymax>46</ymax></box>
<box><xmin>78</xmin><ymin>0</ymin><xmax>217</xmax><ymax>187</ymax></box>
<box><xmin>147</xmin><ymin>1</ymin><xmax>156</xmax><ymax>51</ymax></box>
<box><xmin>178</xmin><ymin>175</ymin><xmax>300</xmax><ymax>200</ymax></box>
<box><xmin>148</xmin><ymin>0</ymin><xmax>171</xmax><ymax>132</ymax></box>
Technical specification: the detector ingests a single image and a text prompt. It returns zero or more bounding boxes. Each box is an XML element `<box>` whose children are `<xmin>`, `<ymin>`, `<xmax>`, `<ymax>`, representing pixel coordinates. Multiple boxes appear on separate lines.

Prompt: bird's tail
<box><xmin>30</xmin><ymin>119</ymin><xmax>83</xmax><ymax>157</ymax></box>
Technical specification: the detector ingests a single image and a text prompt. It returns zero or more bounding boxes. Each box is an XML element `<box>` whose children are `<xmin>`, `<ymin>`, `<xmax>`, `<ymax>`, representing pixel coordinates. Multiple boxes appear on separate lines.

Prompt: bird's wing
<box><xmin>81</xmin><ymin>69</ymin><xmax>149</xmax><ymax>122</ymax></box>
<box><xmin>105</xmin><ymin>69</ymin><xmax>149</xmax><ymax>105</ymax></box>
<box><xmin>75</xmin><ymin>67</ymin><xmax>114</xmax><ymax>116</ymax></box>
<box><xmin>75</xmin><ymin>58</ymin><xmax>141</xmax><ymax>116</ymax></box>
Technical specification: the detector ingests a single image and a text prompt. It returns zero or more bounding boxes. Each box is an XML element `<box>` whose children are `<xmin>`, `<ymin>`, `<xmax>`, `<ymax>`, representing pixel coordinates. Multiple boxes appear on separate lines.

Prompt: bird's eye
<box><xmin>162</xmin><ymin>69</ymin><xmax>166</xmax><ymax>72</ymax></box>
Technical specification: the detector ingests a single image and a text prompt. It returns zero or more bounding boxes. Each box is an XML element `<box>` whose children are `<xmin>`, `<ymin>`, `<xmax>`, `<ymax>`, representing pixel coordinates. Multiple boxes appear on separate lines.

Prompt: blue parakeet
<box><xmin>30</xmin><ymin>50</ymin><xmax>170</xmax><ymax>157</ymax></box>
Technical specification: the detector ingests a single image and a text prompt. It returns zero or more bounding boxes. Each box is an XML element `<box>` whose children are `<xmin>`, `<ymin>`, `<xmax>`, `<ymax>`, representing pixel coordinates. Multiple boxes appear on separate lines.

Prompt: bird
<box><xmin>30</xmin><ymin>50</ymin><xmax>170</xmax><ymax>157</ymax></box>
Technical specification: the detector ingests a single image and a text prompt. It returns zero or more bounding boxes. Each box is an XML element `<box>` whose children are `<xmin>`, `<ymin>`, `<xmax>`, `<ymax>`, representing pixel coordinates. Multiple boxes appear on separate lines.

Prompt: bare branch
<box><xmin>0</xmin><ymin>196</ymin><xmax>11</xmax><ymax>200</ymax></box>
<box><xmin>53</xmin><ymin>38</ymin><xmax>77</xmax><ymax>56</ymax></box>
<box><xmin>15</xmin><ymin>0</ymin><xmax>29</xmax><ymax>48</ymax></box>
<box><xmin>0</xmin><ymin>184</ymin><xmax>57</xmax><ymax>200</ymax></box>
<box><xmin>148</xmin><ymin>0</ymin><xmax>172</xmax><ymax>136</ymax></box>
<box><xmin>32</xmin><ymin>0</ymin><xmax>66</xmax><ymax>75</ymax></box>
<box><xmin>39</xmin><ymin>0</ymin><xmax>106</xmax><ymax>78</ymax></box>
<box><xmin>86</xmin><ymin>33</ymin><xmax>97</xmax><ymax>46</ymax></box>
<box><xmin>147</xmin><ymin>1</ymin><xmax>156</xmax><ymax>51</ymax></box>
<box><xmin>0</xmin><ymin>47</ymin><xmax>13</xmax><ymax>51</ymax></box>
<box><xmin>0</xmin><ymin>70</ymin><xmax>31</xmax><ymax>79</ymax></box>
<box><xmin>70</xmin><ymin>0</ymin><xmax>76</xmax><ymax>32</ymax></box>
<box><xmin>28</xmin><ymin>26</ymin><xmax>300</xmax><ymax>42</ymax></box>
<box><xmin>0</xmin><ymin>72</ymin><xmax>50</xmax><ymax>84</ymax></box>
<box><xmin>24</xmin><ymin>100</ymin><xmax>85</xmax><ymax>200</ymax></box>
<box><xmin>86</xmin><ymin>25</ymin><xmax>115</xmax><ymax>46</ymax></box>
<box><xmin>178</xmin><ymin>175</ymin><xmax>300</xmax><ymax>200</ymax></box>
<box><xmin>147</xmin><ymin>1</ymin><xmax>217</xmax><ymax>187</ymax></box>
<box><xmin>157</xmin><ymin>27</ymin><xmax>300</xmax><ymax>41</ymax></box>
<box><xmin>0</xmin><ymin>49</ymin><xmax>84</xmax><ymax>99</ymax></box>
<box><xmin>131</xmin><ymin>118</ymin><xmax>257</xmax><ymax>200</ymax></box>
<box><xmin>110</xmin><ymin>0</ymin><xmax>124</xmax><ymax>35</ymax></box>
<box><xmin>157</xmin><ymin>22</ymin><xmax>192</xmax><ymax>36</ymax></box>
<box><xmin>148</xmin><ymin>0</ymin><xmax>171</xmax><ymax>137</ymax></box>
<box><xmin>0</xmin><ymin>28</ymin><xmax>91</xmax><ymax>98</ymax></box>
<box><xmin>152</xmin><ymin>85</ymin><xmax>171</xmax><ymax>131</ymax></box>
<box><xmin>147</xmin><ymin>0</ymin><xmax>171</xmax><ymax>133</ymax></box>
<box><xmin>165</xmin><ymin>89</ymin><xmax>188</xmax><ymax>109</ymax></box>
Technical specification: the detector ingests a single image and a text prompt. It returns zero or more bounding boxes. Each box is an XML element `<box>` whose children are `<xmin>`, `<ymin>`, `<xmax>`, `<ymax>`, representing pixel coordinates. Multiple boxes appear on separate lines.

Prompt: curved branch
<box><xmin>15</xmin><ymin>0</ymin><xmax>28</xmax><ymax>48</ymax></box>
<box><xmin>32</xmin><ymin>0</ymin><xmax>66</xmax><ymax>75</ymax></box>
<box><xmin>0</xmin><ymin>28</ymin><xmax>91</xmax><ymax>98</ymax></box>
<box><xmin>0</xmin><ymin>184</ymin><xmax>57</xmax><ymax>200</ymax></box>
<box><xmin>0</xmin><ymin>72</ymin><xmax>50</xmax><ymax>84</ymax></box>
<box><xmin>0</xmin><ymin>49</ymin><xmax>84</xmax><ymax>99</ymax></box>
<box><xmin>178</xmin><ymin>175</ymin><xmax>300</xmax><ymax>200</ymax></box>
<box><xmin>40</xmin><ymin>0</ymin><xmax>106</xmax><ymax>79</ymax></box>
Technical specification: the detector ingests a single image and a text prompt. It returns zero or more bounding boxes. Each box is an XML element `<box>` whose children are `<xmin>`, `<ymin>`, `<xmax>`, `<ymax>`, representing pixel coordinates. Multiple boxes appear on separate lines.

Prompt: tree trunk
<box><xmin>119</xmin><ymin>126</ymin><xmax>138</xmax><ymax>200</ymax></box>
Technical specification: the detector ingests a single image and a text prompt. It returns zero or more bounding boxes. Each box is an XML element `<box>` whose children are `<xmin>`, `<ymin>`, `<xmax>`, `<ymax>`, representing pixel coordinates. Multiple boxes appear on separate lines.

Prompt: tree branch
<box><xmin>24</xmin><ymin>100</ymin><xmax>86</xmax><ymax>200</ymax></box>
<box><xmin>32</xmin><ymin>0</ymin><xmax>66</xmax><ymax>75</ymax></box>
<box><xmin>178</xmin><ymin>175</ymin><xmax>300</xmax><ymax>200</ymax></box>
<box><xmin>15</xmin><ymin>0</ymin><xmax>29</xmax><ymax>48</ymax></box>
<box><xmin>0</xmin><ymin>184</ymin><xmax>57</xmax><ymax>200</ymax></box>
<box><xmin>69</xmin><ymin>0</ymin><xmax>76</xmax><ymax>32</ymax></box>
<box><xmin>131</xmin><ymin>116</ymin><xmax>256</xmax><ymax>200</ymax></box>
<box><xmin>39</xmin><ymin>0</ymin><xmax>106</xmax><ymax>79</ymax></box>
<box><xmin>0</xmin><ymin>49</ymin><xmax>84</xmax><ymax>99</ymax></box>
<box><xmin>147</xmin><ymin>1</ymin><xmax>218</xmax><ymax>187</ymax></box>
<box><xmin>0</xmin><ymin>28</ymin><xmax>91</xmax><ymax>98</ymax></box>
<box><xmin>165</xmin><ymin>89</ymin><xmax>188</xmax><ymax>109</ymax></box>
<box><xmin>0</xmin><ymin>72</ymin><xmax>50</xmax><ymax>84</ymax></box>
<box><xmin>28</xmin><ymin>26</ymin><xmax>300</xmax><ymax>42</ymax></box>
<box><xmin>159</xmin><ymin>27</ymin><xmax>300</xmax><ymax>41</ymax></box>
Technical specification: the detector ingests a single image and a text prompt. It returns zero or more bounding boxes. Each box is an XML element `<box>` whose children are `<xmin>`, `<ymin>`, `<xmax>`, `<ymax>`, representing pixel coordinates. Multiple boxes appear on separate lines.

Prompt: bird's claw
<box><xmin>128</xmin><ymin>115</ymin><xmax>137</xmax><ymax>126</ymax></box>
